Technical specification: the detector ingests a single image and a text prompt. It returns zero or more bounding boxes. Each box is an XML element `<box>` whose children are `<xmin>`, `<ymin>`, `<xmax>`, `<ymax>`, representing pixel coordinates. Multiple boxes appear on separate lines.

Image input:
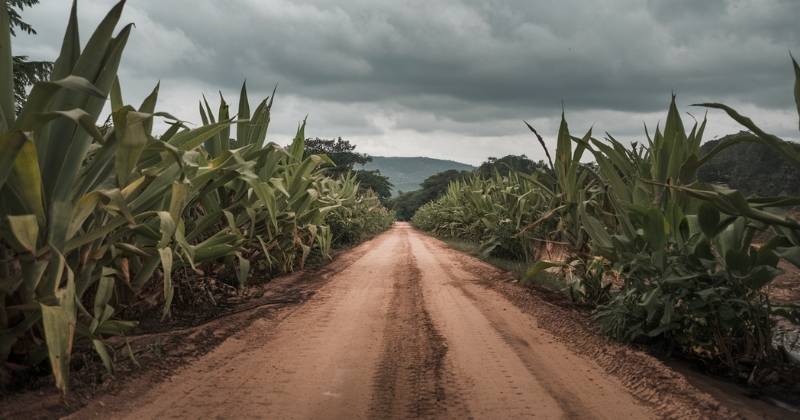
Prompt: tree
<box><xmin>476</xmin><ymin>154</ymin><xmax>545</xmax><ymax>178</ymax></box>
<box><xmin>8</xmin><ymin>0</ymin><xmax>53</xmax><ymax>112</ymax></box>
<box><xmin>304</xmin><ymin>137</ymin><xmax>370</xmax><ymax>178</ymax></box>
<box><xmin>7</xmin><ymin>0</ymin><xmax>37</xmax><ymax>35</ymax></box>
<box><xmin>355</xmin><ymin>169</ymin><xmax>393</xmax><ymax>202</ymax></box>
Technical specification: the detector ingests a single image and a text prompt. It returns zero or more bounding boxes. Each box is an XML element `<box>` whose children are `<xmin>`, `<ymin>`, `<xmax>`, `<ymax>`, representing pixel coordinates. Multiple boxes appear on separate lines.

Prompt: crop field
<box><xmin>0</xmin><ymin>1</ymin><xmax>393</xmax><ymax>395</ymax></box>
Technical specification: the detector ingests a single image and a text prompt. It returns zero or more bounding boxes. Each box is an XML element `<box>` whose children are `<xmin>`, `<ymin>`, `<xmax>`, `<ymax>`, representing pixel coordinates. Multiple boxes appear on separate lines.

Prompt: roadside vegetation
<box><xmin>0</xmin><ymin>1</ymin><xmax>392</xmax><ymax>394</ymax></box>
<box><xmin>389</xmin><ymin>155</ymin><xmax>544</xmax><ymax>220</ymax></box>
<box><xmin>390</xmin><ymin>170</ymin><xmax>471</xmax><ymax>220</ymax></box>
<box><xmin>414</xmin><ymin>64</ymin><xmax>800</xmax><ymax>383</ymax></box>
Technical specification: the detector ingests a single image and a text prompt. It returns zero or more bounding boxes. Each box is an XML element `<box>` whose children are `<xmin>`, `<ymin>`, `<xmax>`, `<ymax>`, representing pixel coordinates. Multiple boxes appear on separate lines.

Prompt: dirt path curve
<box><xmin>73</xmin><ymin>223</ymin><xmax>654</xmax><ymax>419</ymax></box>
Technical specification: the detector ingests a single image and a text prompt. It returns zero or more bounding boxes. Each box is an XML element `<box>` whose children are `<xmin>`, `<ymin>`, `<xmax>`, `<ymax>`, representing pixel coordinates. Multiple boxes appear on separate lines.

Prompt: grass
<box><xmin>440</xmin><ymin>237</ymin><xmax>568</xmax><ymax>293</ymax></box>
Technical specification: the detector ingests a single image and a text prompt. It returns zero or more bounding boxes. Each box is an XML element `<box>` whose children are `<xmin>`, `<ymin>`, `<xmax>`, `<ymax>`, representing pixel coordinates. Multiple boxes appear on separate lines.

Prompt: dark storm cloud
<box><xmin>12</xmin><ymin>0</ymin><xmax>800</xmax><ymax>164</ymax></box>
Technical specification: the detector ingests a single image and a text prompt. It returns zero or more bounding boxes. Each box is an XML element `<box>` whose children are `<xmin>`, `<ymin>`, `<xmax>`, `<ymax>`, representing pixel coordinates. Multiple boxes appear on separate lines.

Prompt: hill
<box><xmin>359</xmin><ymin>156</ymin><xmax>476</xmax><ymax>195</ymax></box>
<box><xmin>698</xmin><ymin>131</ymin><xmax>800</xmax><ymax>197</ymax></box>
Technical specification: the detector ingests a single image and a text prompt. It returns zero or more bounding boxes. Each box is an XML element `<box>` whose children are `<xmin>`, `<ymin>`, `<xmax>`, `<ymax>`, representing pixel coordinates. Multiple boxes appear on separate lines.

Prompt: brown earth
<box><xmin>6</xmin><ymin>223</ymin><xmax>797</xmax><ymax>419</ymax></box>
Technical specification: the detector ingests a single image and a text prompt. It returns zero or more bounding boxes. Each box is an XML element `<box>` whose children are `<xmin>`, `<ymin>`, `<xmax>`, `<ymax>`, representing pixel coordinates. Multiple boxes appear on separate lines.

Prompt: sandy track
<box><xmin>73</xmin><ymin>223</ymin><xmax>656</xmax><ymax>419</ymax></box>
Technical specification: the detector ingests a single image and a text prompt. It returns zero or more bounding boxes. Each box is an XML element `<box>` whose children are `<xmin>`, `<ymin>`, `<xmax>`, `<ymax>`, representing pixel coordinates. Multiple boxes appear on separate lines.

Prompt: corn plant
<box><xmin>525</xmin><ymin>114</ymin><xmax>601</xmax><ymax>251</ymax></box>
<box><xmin>0</xmin><ymin>0</ymin><xmax>392</xmax><ymax>394</ymax></box>
<box><xmin>325</xmin><ymin>173</ymin><xmax>394</xmax><ymax>246</ymax></box>
<box><xmin>413</xmin><ymin>171</ymin><xmax>556</xmax><ymax>260</ymax></box>
<box><xmin>414</xmin><ymin>60</ymin><xmax>800</xmax><ymax>373</ymax></box>
<box><xmin>571</xmin><ymin>92</ymin><xmax>799</xmax><ymax>371</ymax></box>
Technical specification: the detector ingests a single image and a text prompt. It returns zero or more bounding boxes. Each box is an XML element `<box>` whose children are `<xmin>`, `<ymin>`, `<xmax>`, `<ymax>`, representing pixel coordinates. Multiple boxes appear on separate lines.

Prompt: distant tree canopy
<box><xmin>354</xmin><ymin>169</ymin><xmax>393</xmax><ymax>202</ymax></box>
<box><xmin>304</xmin><ymin>137</ymin><xmax>370</xmax><ymax>177</ymax></box>
<box><xmin>8</xmin><ymin>0</ymin><xmax>54</xmax><ymax>112</ymax></box>
<box><xmin>476</xmin><ymin>154</ymin><xmax>546</xmax><ymax>178</ymax></box>
<box><xmin>303</xmin><ymin>137</ymin><xmax>393</xmax><ymax>203</ymax></box>
<box><xmin>697</xmin><ymin>131</ymin><xmax>800</xmax><ymax>197</ymax></box>
<box><xmin>389</xmin><ymin>169</ymin><xmax>472</xmax><ymax>220</ymax></box>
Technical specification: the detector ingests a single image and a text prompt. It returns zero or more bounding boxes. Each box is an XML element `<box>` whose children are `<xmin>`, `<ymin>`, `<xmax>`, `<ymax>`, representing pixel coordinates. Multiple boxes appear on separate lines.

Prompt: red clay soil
<box><xmin>770</xmin><ymin>259</ymin><xmax>800</xmax><ymax>304</ymax></box>
<box><xmin>3</xmin><ymin>223</ymin><xmax>797</xmax><ymax>419</ymax></box>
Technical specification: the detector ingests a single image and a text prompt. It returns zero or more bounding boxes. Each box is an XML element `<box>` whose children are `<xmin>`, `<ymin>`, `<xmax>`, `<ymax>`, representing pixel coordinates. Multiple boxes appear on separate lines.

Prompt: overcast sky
<box><xmin>13</xmin><ymin>0</ymin><xmax>800</xmax><ymax>165</ymax></box>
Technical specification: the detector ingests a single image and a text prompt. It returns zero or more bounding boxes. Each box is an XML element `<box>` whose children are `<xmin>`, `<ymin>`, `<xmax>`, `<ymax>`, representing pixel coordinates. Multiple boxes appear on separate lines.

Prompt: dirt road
<box><xmin>73</xmin><ymin>223</ymin><xmax>662</xmax><ymax>419</ymax></box>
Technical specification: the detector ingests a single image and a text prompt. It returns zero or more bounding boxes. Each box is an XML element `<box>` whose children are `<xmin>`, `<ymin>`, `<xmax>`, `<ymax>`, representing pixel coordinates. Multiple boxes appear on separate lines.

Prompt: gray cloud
<box><xmin>12</xmin><ymin>0</ymin><xmax>800</xmax><ymax>164</ymax></box>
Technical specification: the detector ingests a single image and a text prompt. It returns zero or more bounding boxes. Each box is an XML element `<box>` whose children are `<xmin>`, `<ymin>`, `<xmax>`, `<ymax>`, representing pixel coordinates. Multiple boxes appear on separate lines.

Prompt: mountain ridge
<box><xmin>358</xmin><ymin>156</ymin><xmax>476</xmax><ymax>195</ymax></box>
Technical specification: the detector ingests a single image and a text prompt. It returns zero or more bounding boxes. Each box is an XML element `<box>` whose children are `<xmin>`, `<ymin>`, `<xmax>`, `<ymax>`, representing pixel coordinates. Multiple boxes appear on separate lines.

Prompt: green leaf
<box><xmin>237</xmin><ymin>81</ymin><xmax>251</xmax><ymax>144</ymax></box>
<box><xmin>44</xmin><ymin>19</ymin><xmax>133</xmax><ymax>249</ymax></box>
<box><xmin>7</xmin><ymin>139</ymin><xmax>45</xmax><ymax>223</ymax></box>
<box><xmin>139</xmin><ymin>82</ymin><xmax>160</xmax><ymax>134</ymax></box>
<box><xmin>156</xmin><ymin>211</ymin><xmax>177</xmax><ymax>249</ymax></box>
<box><xmin>288</xmin><ymin>117</ymin><xmax>307</xmax><ymax>160</ymax></box>
<box><xmin>524</xmin><ymin>260</ymin><xmax>562</xmax><ymax>282</ymax></box>
<box><xmin>582</xmin><ymin>211</ymin><xmax>613</xmax><ymax>250</ymax></box>
<box><xmin>777</xmin><ymin>246</ymin><xmax>800</xmax><ymax>269</ymax></box>
<box><xmin>158</xmin><ymin>247</ymin><xmax>173</xmax><ymax>320</ymax></box>
<box><xmin>37</xmin><ymin>108</ymin><xmax>106</xmax><ymax>144</ymax></box>
<box><xmin>92</xmin><ymin>339</ymin><xmax>113</xmax><ymax>373</ymax></box>
<box><xmin>40</xmin><ymin>261</ymin><xmax>76</xmax><ymax>395</ymax></box>
<box><xmin>167</xmin><ymin>121</ymin><xmax>231</xmax><ymax>151</ymax></box>
<box><xmin>697</xmin><ymin>203</ymin><xmax>720</xmax><ymax>238</ymax></box>
<box><xmin>110</xmin><ymin>76</ymin><xmax>123</xmax><ymax>112</ymax></box>
<box><xmin>642</xmin><ymin>208</ymin><xmax>666</xmax><ymax>251</ymax></box>
<box><xmin>235</xmin><ymin>252</ymin><xmax>250</xmax><ymax>287</ymax></box>
<box><xmin>92</xmin><ymin>275</ymin><xmax>114</xmax><ymax>321</ymax></box>
<box><xmin>16</xmin><ymin>76</ymin><xmax>105</xmax><ymax>131</ymax></box>
<box><xmin>71</xmin><ymin>0</ymin><xmax>127</xmax><ymax>81</ymax></box>
<box><xmin>0</xmin><ymin>130</ymin><xmax>28</xmax><ymax>190</ymax></box>
<box><xmin>169</xmin><ymin>181</ymin><xmax>189</xmax><ymax>222</ymax></box>
<box><xmin>793</xmin><ymin>54</ymin><xmax>800</xmax><ymax>131</ymax></box>
<box><xmin>7</xmin><ymin>214</ymin><xmax>38</xmax><ymax>253</ymax></box>
<box><xmin>50</xmin><ymin>0</ymin><xmax>80</xmax><ymax>81</ymax></box>
<box><xmin>113</xmin><ymin>109</ymin><xmax>151</xmax><ymax>186</ymax></box>
<box><xmin>218</xmin><ymin>93</ymin><xmax>230</xmax><ymax>153</ymax></box>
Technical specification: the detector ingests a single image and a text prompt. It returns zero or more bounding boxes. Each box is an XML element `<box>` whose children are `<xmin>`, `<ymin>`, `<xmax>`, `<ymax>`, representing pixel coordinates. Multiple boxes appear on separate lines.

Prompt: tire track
<box><xmin>406</xmin><ymin>225</ymin><xmax>654</xmax><ymax>419</ymax></box>
<box><xmin>369</xmin><ymin>227</ymin><xmax>468</xmax><ymax>419</ymax></box>
<box><xmin>416</xmin><ymin>234</ymin><xmax>592</xmax><ymax>417</ymax></box>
